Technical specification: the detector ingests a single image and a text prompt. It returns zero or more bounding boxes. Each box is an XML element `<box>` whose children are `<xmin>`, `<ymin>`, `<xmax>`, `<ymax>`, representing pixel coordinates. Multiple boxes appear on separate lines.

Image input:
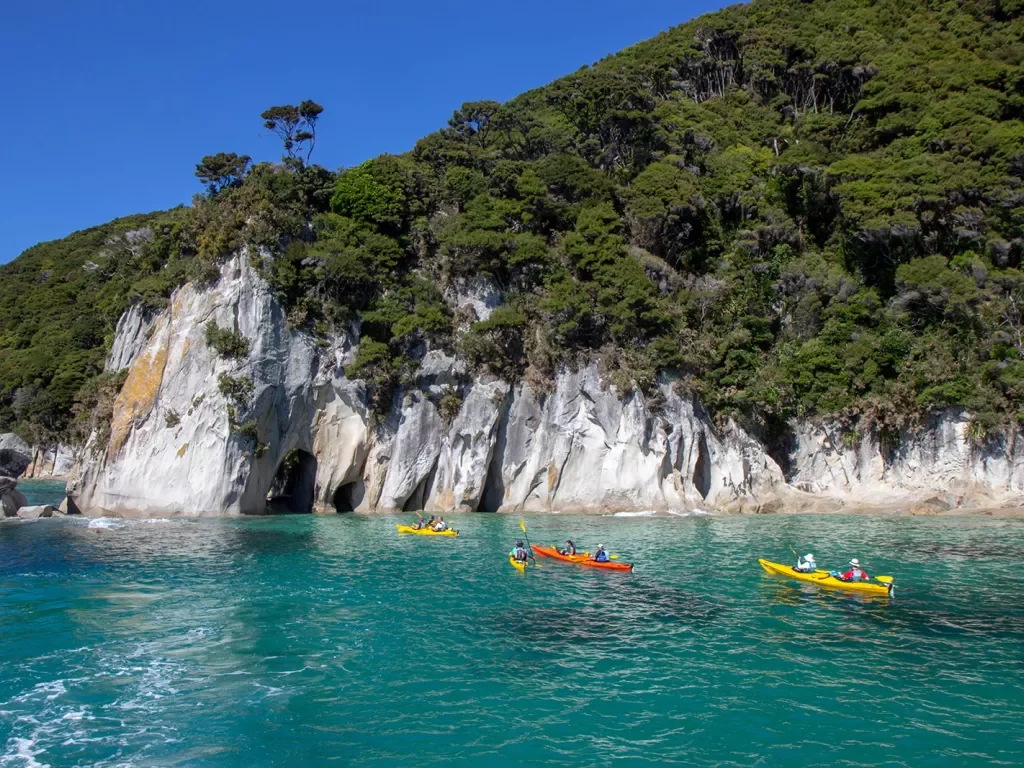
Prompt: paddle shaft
<box><xmin>518</xmin><ymin>520</ymin><xmax>539</xmax><ymax>565</ymax></box>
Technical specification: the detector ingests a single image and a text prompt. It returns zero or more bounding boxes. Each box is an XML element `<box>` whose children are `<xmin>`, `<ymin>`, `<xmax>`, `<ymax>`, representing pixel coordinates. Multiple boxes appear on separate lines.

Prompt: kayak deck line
<box><xmin>759</xmin><ymin>558</ymin><xmax>893</xmax><ymax>596</ymax></box>
<box><xmin>395</xmin><ymin>524</ymin><xmax>459</xmax><ymax>537</ymax></box>
<box><xmin>533</xmin><ymin>544</ymin><xmax>634</xmax><ymax>571</ymax></box>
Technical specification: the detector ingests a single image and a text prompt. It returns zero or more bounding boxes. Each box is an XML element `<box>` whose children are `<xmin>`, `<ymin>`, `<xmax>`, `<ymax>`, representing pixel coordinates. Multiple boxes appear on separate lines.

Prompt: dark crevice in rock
<box><xmin>480</xmin><ymin>390</ymin><xmax>513</xmax><ymax>512</ymax></box>
<box><xmin>403</xmin><ymin>456</ymin><xmax>438</xmax><ymax>512</ymax></box>
<box><xmin>694</xmin><ymin>433</ymin><xmax>711</xmax><ymax>500</ymax></box>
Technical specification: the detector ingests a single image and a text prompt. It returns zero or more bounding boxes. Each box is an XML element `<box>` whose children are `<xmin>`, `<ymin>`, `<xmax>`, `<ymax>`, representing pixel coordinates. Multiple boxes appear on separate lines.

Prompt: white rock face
<box><xmin>447</xmin><ymin>276</ymin><xmax>502</xmax><ymax>322</ymax></box>
<box><xmin>788</xmin><ymin>411</ymin><xmax>1024</xmax><ymax>505</ymax></box>
<box><xmin>105</xmin><ymin>304</ymin><xmax>155</xmax><ymax>372</ymax></box>
<box><xmin>484</xmin><ymin>367</ymin><xmax>782</xmax><ymax>513</ymax></box>
<box><xmin>68</xmin><ymin>254</ymin><xmax>319</xmax><ymax>516</ymax></box>
<box><xmin>67</xmin><ymin>253</ymin><xmax>1024</xmax><ymax>517</ymax></box>
<box><xmin>22</xmin><ymin>444</ymin><xmax>77</xmax><ymax>479</ymax></box>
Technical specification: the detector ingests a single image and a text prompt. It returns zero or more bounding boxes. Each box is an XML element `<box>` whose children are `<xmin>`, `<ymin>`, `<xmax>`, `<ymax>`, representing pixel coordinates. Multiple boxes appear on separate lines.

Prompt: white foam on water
<box><xmin>4</xmin><ymin>737</ymin><xmax>49</xmax><ymax>768</ymax></box>
<box><xmin>611</xmin><ymin>510</ymin><xmax>659</xmax><ymax>517</ymax></box>
<box><xmin>12</xmin><ymin>682</ymin><xmax>65</xmax><ymax>706</ymax></box>
<box><xmin>87</xmin><ymin>518</ymin><xmax>124</xmax><ymax>530</ymax></box>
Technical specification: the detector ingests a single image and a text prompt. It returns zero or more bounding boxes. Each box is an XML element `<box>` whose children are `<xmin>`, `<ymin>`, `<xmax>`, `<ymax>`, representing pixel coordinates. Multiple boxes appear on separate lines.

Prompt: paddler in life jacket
<box><xmin>433</xmin><ymin>517</ymin><xmax>447</xmax><ymax>532</ymax></box>
<box><xmin>840</xmin><ymin>559</ymin><xmax>870</xmax><ymax>581</ymax></box>
<box><xmin>794</xmin><ymin>553</ymin><xmax>816</xmax><ymax>572</ymax></box>
<box><xmin>557</xmin><ymin>539</ymin><xmax>576</xmax><ymax>556</ymax></box>
<box><xmin>592</xmin><ymin>544</ymin><xmax>610</xmax><ymax>563</ymax></box>
<box><xmin>510</xmin><ymin>541</ymin><xmax>529</xmax><ymax>562</ymax></box>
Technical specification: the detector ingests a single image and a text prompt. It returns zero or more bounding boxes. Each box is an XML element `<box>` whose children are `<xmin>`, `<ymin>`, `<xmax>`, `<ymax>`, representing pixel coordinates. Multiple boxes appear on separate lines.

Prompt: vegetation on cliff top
<box><xmin>1</xmin><ymin>0</ymin><xmax>1022</xmax><ymax>452</ymax></box>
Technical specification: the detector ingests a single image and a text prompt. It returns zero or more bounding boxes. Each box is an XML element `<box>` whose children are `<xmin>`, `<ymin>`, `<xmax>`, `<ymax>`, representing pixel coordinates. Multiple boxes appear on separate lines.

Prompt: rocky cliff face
<box><xmin>788</xmin><ymin>415</ymin><xmax>1024</xmax><ymax>508</ymax></box>
<box><xmin>66</xmin><ymin>257</ymin><xmax>1024</xmax><ymax>517</ymax></box>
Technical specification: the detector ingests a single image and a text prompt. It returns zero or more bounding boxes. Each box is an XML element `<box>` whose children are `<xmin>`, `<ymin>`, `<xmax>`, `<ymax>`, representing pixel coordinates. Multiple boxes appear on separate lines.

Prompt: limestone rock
<box><xmin>17</xmin><ymin>505</ymin><xmax>55</xmax><ymax>519</ymax></box>
<box><xmin>0</xmin><ymin>433</ymin><xmax>31</xmax><ymax>454</ymax></box>
<box><xmin>68</xmin><ymin>253</ymin><xmax>320</xmax><ymax>516</ymax></box>
<box><xmin>66</xmin><ymin>245</ymin><xmax>1024</xmax><ymax>518</ymax></box>
<box><xmin>22</xmin><ymin>444</ymin><xmax>76</xmax><ymax>478</ymax></box>
<box><xmin>0</xmin><ymin>433</ymin><xmax>31</xmax><ymax>478</ymax></box>
<box><xmin>788</xmin><ymin>410</ymin><xmax>1024</xmax><ymax>506</ymax></box>
<box><xmin>447</xmin><ymin>276</ymin><xmax>502</xmax><ymax>322</ymax></box>
<box><xmin>1</xmin><ymin>478</ymin><xmax>27</xmax><ymax>516</ymax></box>
<box><xmin>105</xmin><ymin>304</ymin><xmax>155</xmax><ymax>372</ymax></box>
<box><xmin>482</xmin><ymin>366</ymin><xmax>783</xmax><ymax>513</ymax></box>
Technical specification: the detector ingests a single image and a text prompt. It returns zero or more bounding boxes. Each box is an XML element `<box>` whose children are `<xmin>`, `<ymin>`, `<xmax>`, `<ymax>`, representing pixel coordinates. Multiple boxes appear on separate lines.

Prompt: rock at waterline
<box><xmin>16</xmin><ymin>505</ymin><xmax>55</xmax><ymax>519</ymax></box>
<box><xmin>0</xmin><ymin>476</ymin><xmax>28</xmax><ymax>516</ymax></box>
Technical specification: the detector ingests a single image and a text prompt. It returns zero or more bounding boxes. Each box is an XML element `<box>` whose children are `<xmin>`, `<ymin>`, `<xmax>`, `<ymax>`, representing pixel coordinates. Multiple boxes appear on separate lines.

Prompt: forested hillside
<box><xmin>2</xmin><ymin>0</ymin><xmax>1022</xmax><ymax>453</ymax></box>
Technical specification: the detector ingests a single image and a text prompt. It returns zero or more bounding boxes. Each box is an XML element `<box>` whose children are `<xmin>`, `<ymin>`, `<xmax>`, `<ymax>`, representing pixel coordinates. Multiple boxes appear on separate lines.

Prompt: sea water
<box><xmin>1</xmin><ymin>502</ymin><xmax>1022</xmax><ymax>766</ymax></box>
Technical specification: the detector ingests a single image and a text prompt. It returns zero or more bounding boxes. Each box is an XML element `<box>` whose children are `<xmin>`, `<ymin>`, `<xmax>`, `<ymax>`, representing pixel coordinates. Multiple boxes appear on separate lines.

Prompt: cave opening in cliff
<box><xmin>332</xmin><ymin>482</ymin><xmax>359</xmax><ymax>513</ymax></box>
<box><xmin>267</xmin><ymin>449</ymin><xmax>318</xmax><ymax>514</ymax></box>
<box><xmin>694</xmin><ymin>434</ymin><xmax>711</xmax><ymax>500</ymax></box>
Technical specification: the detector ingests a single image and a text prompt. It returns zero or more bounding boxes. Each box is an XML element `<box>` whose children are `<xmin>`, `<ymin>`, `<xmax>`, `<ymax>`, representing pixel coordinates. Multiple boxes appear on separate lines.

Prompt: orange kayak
<box><xmin>533</xmin><ymin>544</ymin><xmax>633</xmax><ymax>571</ymax></box>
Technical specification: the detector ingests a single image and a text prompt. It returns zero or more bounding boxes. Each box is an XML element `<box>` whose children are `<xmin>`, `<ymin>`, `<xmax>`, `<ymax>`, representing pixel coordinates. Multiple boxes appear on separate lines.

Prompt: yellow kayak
<box><xmin>509</xmin><ymin>556</ymin><xmax>527</xmax><ymax>572</ymax></box>
<box><xmin>759</xmin><ymin>559</ymin><xmax>893</xmax><ymax>596</ymax></box>
<box><xmin>396</xmin><ymin>524</ymin><xmax>458</xmax><ymax>537</ymax></box>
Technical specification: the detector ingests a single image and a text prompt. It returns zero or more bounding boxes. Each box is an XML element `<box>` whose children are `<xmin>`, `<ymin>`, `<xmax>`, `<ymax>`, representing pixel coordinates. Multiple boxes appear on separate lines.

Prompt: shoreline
<box><xmin>62</xmin><ymin>504</ymin><xmax>1024</xmax><ymax>520</ymax></box>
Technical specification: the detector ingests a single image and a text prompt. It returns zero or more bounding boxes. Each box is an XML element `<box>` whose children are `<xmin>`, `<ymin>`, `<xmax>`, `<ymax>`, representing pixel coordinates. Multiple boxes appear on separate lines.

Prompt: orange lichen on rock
<box><xmin>107</xmin><ymin>329</ymin><xmax>170</xmax><ymax>458</ymax></box>
<box><xmin>177</xmin><ymin>443</ymin><xmax>189</xmax><ymax>457</ymax></box>
<box><xmin>547</xmin><ymin>462</ymin><xmax>559</xmax><ymax>492</ymax></box>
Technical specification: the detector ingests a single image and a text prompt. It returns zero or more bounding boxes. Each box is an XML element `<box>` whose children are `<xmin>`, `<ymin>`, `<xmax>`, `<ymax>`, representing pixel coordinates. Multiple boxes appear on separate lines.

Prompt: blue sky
<box><xmin>0</xmin><ymin>0</ymin><xmax>730</xmax><ymax>264</ymax></box>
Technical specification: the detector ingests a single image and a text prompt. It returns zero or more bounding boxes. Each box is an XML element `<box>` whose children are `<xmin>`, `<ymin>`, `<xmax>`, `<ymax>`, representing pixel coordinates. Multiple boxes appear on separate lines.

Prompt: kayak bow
<box><xmin>759</xmin><ymin>558</ymin><xmax>893</xmax><ymax>596</ymax></box>
<box><xmin>396</xmin><ymin>524</ymin><xmax>459</xmax><ymax>537</ymax></box>
<box><xmin>533</xmin><ymin>544</ymin><xmax>634</xmax><ymax>571</ymax></box>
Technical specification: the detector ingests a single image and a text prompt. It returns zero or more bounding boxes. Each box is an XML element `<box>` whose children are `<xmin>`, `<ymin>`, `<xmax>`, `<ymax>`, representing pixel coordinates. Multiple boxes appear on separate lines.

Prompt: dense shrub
<box><xmin>204</xmin><ymin>322</ymin><xmax>250</xmax><ymax>359</ymax></box>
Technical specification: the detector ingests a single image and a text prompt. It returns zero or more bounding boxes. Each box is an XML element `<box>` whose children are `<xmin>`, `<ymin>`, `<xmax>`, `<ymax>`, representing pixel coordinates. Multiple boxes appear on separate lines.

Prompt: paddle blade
<box><xmin>609</xmin><ymin>554</ymin><xmax>618</xmax><ymax>559</ymax></box>
<box><xmin>875</xmin><ymin>575</ymin><xmax>893</xmax><ymax>584</ymax></box>
<box><xmin>519</xmin><ymin>519</ymin><xmax>527</xmax><ymax>533</ymax></box>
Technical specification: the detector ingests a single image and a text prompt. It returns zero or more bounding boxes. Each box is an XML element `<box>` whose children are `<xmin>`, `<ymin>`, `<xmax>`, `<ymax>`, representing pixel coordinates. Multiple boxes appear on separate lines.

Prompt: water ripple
<box><xmin>0</xmin><ymin>514</ymin><xmax>1022</xmax><ymax>766</ymax></box>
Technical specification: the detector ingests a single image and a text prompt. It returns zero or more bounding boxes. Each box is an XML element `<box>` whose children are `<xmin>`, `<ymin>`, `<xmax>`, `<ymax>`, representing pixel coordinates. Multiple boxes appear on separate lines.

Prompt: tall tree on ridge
<box><xmin>261</xmin><ymin>100</ymin><xmax>324</xmax><ymax>165</ymax></box>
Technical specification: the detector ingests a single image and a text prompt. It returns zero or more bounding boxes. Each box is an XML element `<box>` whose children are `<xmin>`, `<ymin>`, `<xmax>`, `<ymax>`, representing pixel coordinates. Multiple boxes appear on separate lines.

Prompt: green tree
<box><xmin>195</xmin><ymin>153</ymin><xmax>251</xmax><ymax>195</ymax></box>
<box><xmin>261</xmin><ymin>100</ymin><xmax>324</xmax><ymax>164</ymax></box>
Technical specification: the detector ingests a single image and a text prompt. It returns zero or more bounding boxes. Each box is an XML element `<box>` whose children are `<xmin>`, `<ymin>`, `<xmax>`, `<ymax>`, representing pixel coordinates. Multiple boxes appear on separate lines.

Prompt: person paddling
<box><xmin>794</xmin><ymin>553</ymin><xmax>816</xmax><ymax>573</ymax></box>
<box><xmin>433</xmin><ymin>516</ymin><xmax>447</xmax><ymax>532</ymax></box>
<box><xmin>592</xmin><ymin>544</ymin><xmax>610</xmax><ymax>563</ymax></box>
<box><xmin>840</xmin><ymin>559</ymin><xmax>870</xmax><ymax>582</ymax></box>
<box><xmin>557</xmin><ymin>539</ymin><xmax>576</xmax><ymax>556</ymax></box>
<box><xmin>510</xmin><ymin>540</ymin><xmax>529</xmax><ymax>563</ymax></box>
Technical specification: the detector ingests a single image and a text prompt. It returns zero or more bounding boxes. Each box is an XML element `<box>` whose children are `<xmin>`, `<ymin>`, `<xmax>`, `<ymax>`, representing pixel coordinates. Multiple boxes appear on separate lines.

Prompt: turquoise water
<box><xmin>14</xmin><ymin>480</ymin><xmax>67</xmax><ymax>507</ymax></box>
<box><xmin>2</xmin><ymin>510</ymin><xmax>1023</xmax><ymax>767</ymax></box>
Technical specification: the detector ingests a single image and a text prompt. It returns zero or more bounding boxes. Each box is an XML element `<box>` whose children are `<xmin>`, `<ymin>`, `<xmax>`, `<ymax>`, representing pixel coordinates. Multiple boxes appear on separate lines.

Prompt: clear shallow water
<box><xmin>1</xmin><ymin>512</ymin><xmax>1023</xmax><ymax>768</ymax></box>
<box><xmin>14</xmin><ymin>481</ymin><xmax>67</xmax><ymax>507</ymax></box>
